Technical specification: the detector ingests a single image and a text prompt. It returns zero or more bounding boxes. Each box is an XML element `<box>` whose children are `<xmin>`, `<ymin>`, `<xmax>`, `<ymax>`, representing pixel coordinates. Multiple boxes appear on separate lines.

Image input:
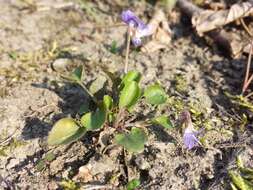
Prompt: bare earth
<box><xmin>0</xmin><ymin>1</ymin><xmax>252</xmax><ymax>190</ymax></box>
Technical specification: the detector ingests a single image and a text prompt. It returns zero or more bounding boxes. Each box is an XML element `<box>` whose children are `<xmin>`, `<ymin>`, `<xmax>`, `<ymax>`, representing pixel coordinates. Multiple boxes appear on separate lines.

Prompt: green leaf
<box><xmin>115</xmin><ymin>128</ymin><xmax>147</xmax><ymax>153</ymax></box>
<box><xmin>121</xmin><ymin>71</ymin><xmax>141</xmax><ymax>86</ymax></box>
<box><xmin>152</xmin><ymin>115</ymin><xmax>173</xmax><ymax>129</ymax></box>
<box><xmin>0</xmin><ymin>149</ymin><xmax>7</xmax><ymax>157</ymax></box>
<box><xmin>229</xmin><ymin>171</ymin><xmax>253</xmax><ymax>190</ymax></box>
<box><xmin>48</xmin><ymin>118</ymin><xmax>86</xmax><ymax>145</ymax></box>
<box><xmin>71</xmin><ymin>66</ymin><xmax>83</xmax><ymax>82</ymax></box>
<box><xmin>60</xmin><ymin>180</ymin><xmax>79</xmax><ymax>190</ymax></box>
<box><xmin>127</xmin><ymin>179</ymin><xmax>141</xmax><ymax>190</ymax></box>
<box><xmin>119</xmin><ymin>81</ymin><xmax>141</xmax><ymax>109</ymax></box>
<box><xmin>81</xmin><ymin>107</ymin><xmax>106</xmax><ymax>131</ymax></box>
<box><xmin>36</xmin><ymin>152</ymin><xmax>56</xmax><ymax>171</ymax></box>
<box><xmin>44</xmin><ymin>152</ymin><xmax>56</xmax><ymax>162</ymax></box>
<box><xmin>8</xmin><ymin>51</ymin><xmax>18</xmax><ymax>60</ymax></box>
<box><xmin>36</xmin><ymin>160</ymin><xmax>46</xmax><ymax>171</ymax></box>
<box><xmin>103</xmin><ymin>95</ymin><xmax>113</xmax><ymax>110</ymax></box>
<box><xmin>78</xmin><ymin>104</ymin><xmax>89</xmax><ymax>115</ymax></box>
<box><xmin>110</xmin><ymin>40</ymin><xmax>118</xmax><ymax>54</ymax></box>
<box><xmin>231</xmin><ymin>183</ymin><xmax>239</xmax><ymax>190</ymax></box>
<box><xmin>89</xmin><ymin>75</ymin><xmax>107</xmax><ymax>95</ymax></box>
<box><xmin>240</xmin><ymin>167</ymin><xmax>253</xmax><ymax>178</ymax></box>
<box><xmin>144</xmin><ymin>84</ymin><xmax>167</xmax><ymax>105</ymax></box>
<box><xmin>237</xmin><ymin>156</ymin><xmax>244</xmax><ymax>168</ymax></box>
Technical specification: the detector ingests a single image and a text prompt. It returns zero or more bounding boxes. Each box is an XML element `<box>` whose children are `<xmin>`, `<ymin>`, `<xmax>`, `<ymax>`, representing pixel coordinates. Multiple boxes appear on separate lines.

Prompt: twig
<box><xmin>81</xmin><ymin>184</ymin><xmax>113</xmax><ymax>190</ymax></box>
<box><xmin>242</xmin><ymin>41</ymin><xmax>253</xmax><ymax>94</ymax></box>
<box><xmin>243</xmin><ymin>72</ymin><xmax>253</xmax><ymax>93</ymax></box>
<box><xmin>244</xmin><ymin>90</ymin><xmax>253</xmax><ymax>98</ymax></box>
<box><xmin>124</xmin><ymin>26</ymin><xmax>131</xmax><ymax>74</ymax></box>
<box><xmin>240</xmin><ymin>18</ymin><xmax>253</xmax><ymax>37</ymax></box>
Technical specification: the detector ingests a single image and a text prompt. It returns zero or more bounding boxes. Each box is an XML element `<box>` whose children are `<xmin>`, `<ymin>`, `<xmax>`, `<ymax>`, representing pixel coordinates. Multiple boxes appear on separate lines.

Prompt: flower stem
<box><xmin>124</xmin><ymin>27</ymin><xmax>131</xmax><ymax>74</ymax></box>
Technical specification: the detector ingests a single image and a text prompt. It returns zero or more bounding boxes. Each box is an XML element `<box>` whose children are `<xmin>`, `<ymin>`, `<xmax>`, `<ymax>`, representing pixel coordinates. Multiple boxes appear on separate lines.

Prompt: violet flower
<box><xmin>121</xmin><ymin>10</ymin><xmax>152</xmax><ymax>46</ymax></box>
<box><xmin>121</xmin><ymin>10</ymin><xmax>146</xmax><ymax>29</ymax></box>
<box><xmin>183</xmin><ymin>127</ymin><xmax>200</xmax><ymax>150</ymax></box>
<box><xmin>180</xmin><ymin>111</ymin><xmax>201</xmax><ymax>150</ymax></box>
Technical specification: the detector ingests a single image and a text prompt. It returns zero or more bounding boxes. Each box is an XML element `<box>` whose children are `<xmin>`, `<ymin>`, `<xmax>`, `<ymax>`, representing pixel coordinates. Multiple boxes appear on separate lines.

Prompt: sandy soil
<box><xmin>0</xmin><ymin>0</ymin><xmax>252</xmax><ymax>189</ymax></box>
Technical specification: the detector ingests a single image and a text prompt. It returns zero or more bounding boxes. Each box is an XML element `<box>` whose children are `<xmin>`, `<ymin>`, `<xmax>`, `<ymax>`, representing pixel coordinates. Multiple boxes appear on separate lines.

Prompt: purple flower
<box><xmin>180</xmin><ymin>110</ymin><xmax>201</xmax><ymax>150</ymax></box>
<box><xmin>121</xmin><ymin>10</ymin><xmax>146</xmax><ymax>29</ymax></box>
<box><xmin>132</xmin><ymin>37</ymin><xmax>142</xmax><ymax>46</ymax></box>
<box><xmin>183</xmin><ymin>127</ymin><xmax>200</xmax><ymax>150</ymax></box>
<box><xmin>121</xmin><ymin>10</ymin><xmax>153</xmax><ymax>46</ymax></box>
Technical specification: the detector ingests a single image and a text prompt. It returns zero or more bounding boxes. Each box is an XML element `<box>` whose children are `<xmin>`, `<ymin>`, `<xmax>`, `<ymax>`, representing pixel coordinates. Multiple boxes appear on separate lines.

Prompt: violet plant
<box><xmin>180</xmin><ymin>110</ymin><xmax>201</xmax><ymax>150</ymax></box>
<box><xmin>47</xmin><ymin>66</ymin><xmax>172</xmax><ymax>153</ymax></box>
<box><xmin>47</xmin><ymin>10</ymin><xmax>197</xmax><ymax>154</ymax></box>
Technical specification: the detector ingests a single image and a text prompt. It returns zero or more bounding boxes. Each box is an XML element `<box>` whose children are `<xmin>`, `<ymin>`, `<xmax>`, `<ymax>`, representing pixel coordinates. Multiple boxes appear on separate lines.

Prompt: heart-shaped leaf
<box><xmin>121</xmin><ymin>70</ymin><xmax>141</xmax><ymax>85</ymax></box>
<box><xmin>115</xmin><ymin>127</ymin><xmax>147</xmax><ymax>153</ymax></box>
<box><xmin>103</xmin><ymin>95</ymin><xmax>113</xmax><ymax>110</ymax></box>
<box><xmin>48</xmin><ymin>118</ymin><xmax>86</xmax><ymax>145</ymax></box>
<box><xmin>81</xmin><ymin>107</ymin><xmax>106</xmax><ymax>131</ymax></box>
<box><xmin>71</xmin><ymin>66</ymin><xmax>83</xmax><ymax>82</ymax></box>
<box><xmin>144</xmin><ymin>84</ymin><xmax>167</xmax><ymax>105</ymax></box>
<box><xmin>152</xmin><ymin>115</ymin><xmax>173</xmax><ymax>129</ymax></box>
<box><xmin>119</xmin><ymin>81</ymin><xmax>141</xmax><ymax>109</ymax></box>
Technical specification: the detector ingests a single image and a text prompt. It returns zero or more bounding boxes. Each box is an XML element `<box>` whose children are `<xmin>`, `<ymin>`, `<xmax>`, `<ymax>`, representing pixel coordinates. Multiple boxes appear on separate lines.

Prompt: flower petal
<box><xmin>121</xmin><ymin>10</ymin><xmax>146</xmax><ymax>29</ymax></box>
<box><xmin>132</xmin><ymin>37</ymin><xmax>142</xmax><ymax>47</ymax></box>
<box><xmin>183</xmin><ymin>130</ymin><xmax>199</xmax><ymax>150</ymax></box>
<box><xmin>135</xmin><ymin>24</ymin><xmax>153</xmax><ymax>38</ymax></box>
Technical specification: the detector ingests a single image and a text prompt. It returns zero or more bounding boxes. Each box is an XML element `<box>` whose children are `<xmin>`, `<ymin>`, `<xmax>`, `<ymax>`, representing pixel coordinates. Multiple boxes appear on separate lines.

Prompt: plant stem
<box><xmin>242</xmin><ymin>41</ymin><xmax>253</xmax><ymax>94</ymax></box>
<box><xmin>77</xmin><ymin>81</ymin><xmax>98</xmax><ymax>104</ymax></box>
<box><xmin>240</xmin><ymin>18</ymin><xmax>253</xmax><ymax>37</ymax></box>
<box><xmin>245</xmin><ymin>91</ymin><xmax>253</xmax><ymax>98</ymax></box>
<box><xmin>114</xmin><ymin>108</ymin><xmax>125</xmax><ymax>129</ymax></box>
<box><xmin>124</xmin><ymin>26</ymin><xmax>131</xmax><ymax>74</ymax></box>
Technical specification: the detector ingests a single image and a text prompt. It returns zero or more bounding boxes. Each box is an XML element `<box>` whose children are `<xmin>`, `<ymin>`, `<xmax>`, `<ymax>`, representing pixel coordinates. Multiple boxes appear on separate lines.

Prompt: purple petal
<box><xmin>135</xmin><ymin>24</ymin><xmax>153</xmax><ymax>38</ymax></box>
<box><xmin>132</xmin><ymin>37</ymin><xmax>142</xmax><ymax>47</ymax></box>
<box><xmin>121</xmin><ymin>10</ymin><xmax>146</xmax><ymax>29</ymax></box>
<box><xmin>183</xmin><ymin>129</ymin><xmax>199</xmax><ymax>150</ymax></box>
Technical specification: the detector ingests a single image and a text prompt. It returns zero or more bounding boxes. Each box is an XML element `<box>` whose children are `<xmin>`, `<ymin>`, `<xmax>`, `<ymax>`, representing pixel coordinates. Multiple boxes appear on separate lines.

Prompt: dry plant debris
<box><xmin>192</xmin><ymin>1</ymin><xmax>253</xmax><ymax>36</ymax></box>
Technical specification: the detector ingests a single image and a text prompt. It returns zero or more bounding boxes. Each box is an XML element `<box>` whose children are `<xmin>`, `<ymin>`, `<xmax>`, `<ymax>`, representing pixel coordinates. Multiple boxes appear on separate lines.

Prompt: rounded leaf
<box><xmin>115</xmin><ymin>127</ymin><xmax>147</xmax><ymax>153</ymax></box>
<box><xmin>122</xmin><ymin>70</ymin><xmax>141</xmax><ymax>85</ymax></box>
<box><xmin>81</xmin><ymin>107</ymin><xmax>106</xmax><ymax>131</ymax></box>
<box><xmin>144</xmin><ymin>84</ymin><xmax>167</xmax><ymax>105</ymax></box>
<box><xmin>119</xmin><ymin>81</ymin><xmax>141</xmax><ymax>109</ymax></box>
<box><xmin>152</xmin><ymin>115</ymin><xmax>173</xmax><ymax>129</ymax></box>
<box><xmin>48</xmin><ymin>118</ymin><xmax>85</xmax><ymax>145</ymax></box>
